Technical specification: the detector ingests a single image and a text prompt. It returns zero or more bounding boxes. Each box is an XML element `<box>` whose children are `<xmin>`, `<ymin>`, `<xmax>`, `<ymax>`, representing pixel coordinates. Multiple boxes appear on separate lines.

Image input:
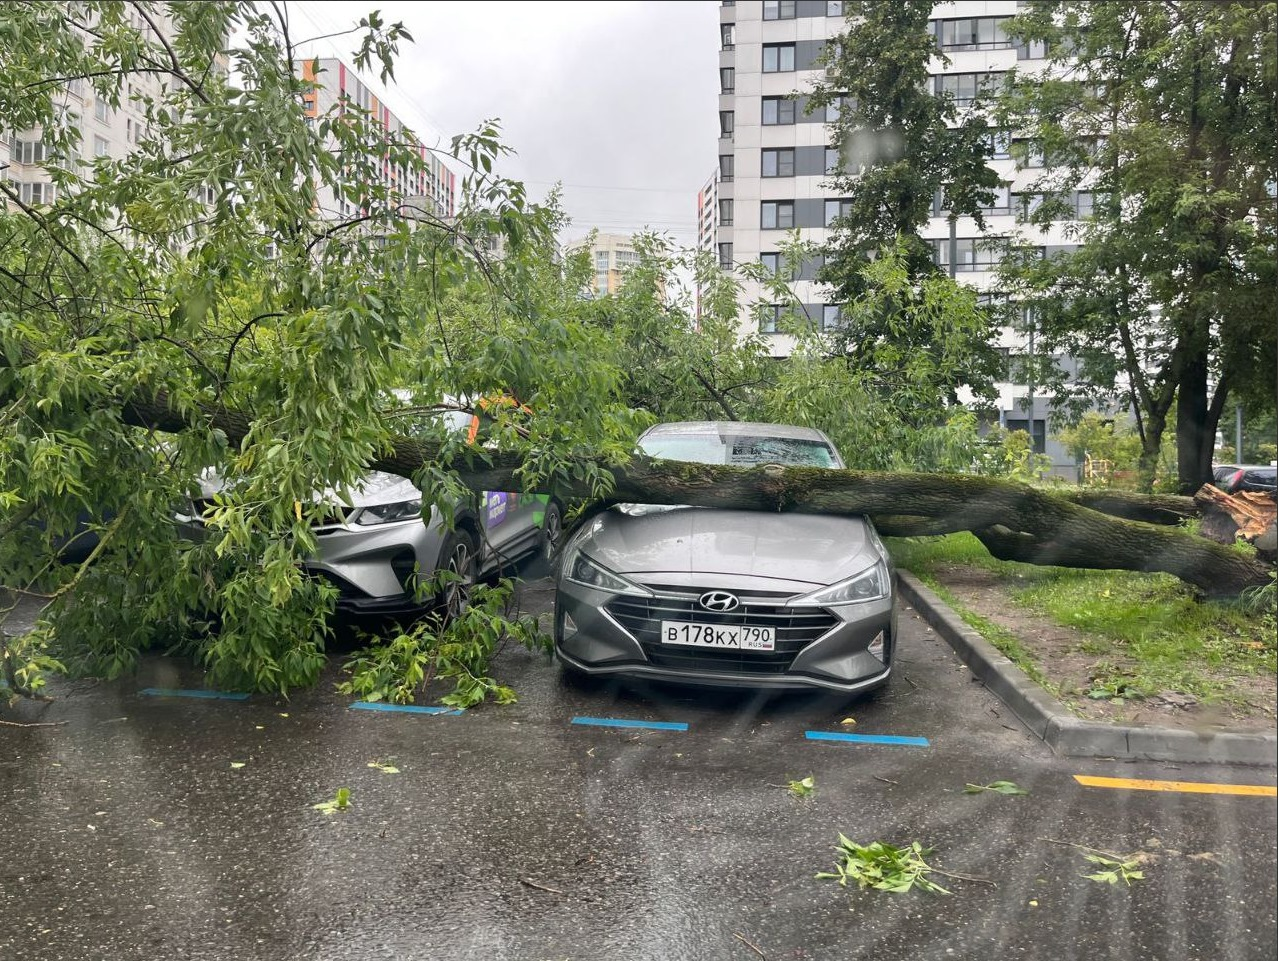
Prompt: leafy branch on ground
<box><xmin>1038</xmin><ymin>837</ymin><xmax>1148</xmax><ymax>886</ymax></box>
<box><xmin>313</xmin><ymin>787</ymin><xmax>351</xmax><ymax>815</ymax></box>
<box><xmin>963</xmin><ymin>780</ymin><xmax>1029</xmax><ymax>796</ymax></box>
<box><xmin>786</xmin><ymin>776</ymin><xmax>816</xmax><ymax>799</ymax></box>
<box><xmin>816</xmin><ymin>836</ymin><xmax>951</xmax><ymax>895</ymax></box>
<box><xmin>336</xmin><ymin>576</ymin><xmax>549</xmax><ymax>709</ymax></box>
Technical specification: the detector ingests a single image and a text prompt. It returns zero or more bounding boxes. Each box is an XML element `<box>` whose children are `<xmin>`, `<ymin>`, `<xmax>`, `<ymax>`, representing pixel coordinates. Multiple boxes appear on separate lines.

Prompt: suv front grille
<box><xmin>605</xmin><ymin>588</ymin><xmax>838</xmax><ymax>675</ymax></box>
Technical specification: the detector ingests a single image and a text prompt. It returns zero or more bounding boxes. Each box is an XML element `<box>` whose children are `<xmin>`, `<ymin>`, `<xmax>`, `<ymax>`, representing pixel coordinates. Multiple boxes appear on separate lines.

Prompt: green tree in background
<box><xmin>809</xmin><ymin>0</ymin><xmax>1006</xmax><ymax>430</ymax></box>
<box><xmin>996</xmin><ymin>1</ymin><xmax>1277</xmax><ymax>493</ymax></box>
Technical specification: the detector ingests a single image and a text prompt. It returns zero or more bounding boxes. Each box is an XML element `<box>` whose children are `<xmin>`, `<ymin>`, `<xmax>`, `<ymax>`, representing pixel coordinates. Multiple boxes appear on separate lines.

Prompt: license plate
<box><xmin>660</xmin><ymin>620</ymin><xmax>775</xmax><ymax>651</ymax></box>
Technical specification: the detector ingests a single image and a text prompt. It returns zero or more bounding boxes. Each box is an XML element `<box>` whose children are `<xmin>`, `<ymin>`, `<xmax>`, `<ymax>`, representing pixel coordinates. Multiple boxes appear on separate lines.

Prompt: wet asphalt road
<box><xmin>2</xmin><ymin>576</ymin><xmax>1275</xmax><ymax>961</ymax></box>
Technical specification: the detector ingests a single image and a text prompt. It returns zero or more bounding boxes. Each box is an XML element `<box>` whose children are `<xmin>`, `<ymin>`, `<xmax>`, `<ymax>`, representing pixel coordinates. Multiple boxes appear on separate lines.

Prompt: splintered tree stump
<box><xmin>1194</xmin><ymin>485</ymin><xmax>1278</xmax><ymax>563</ymax></box>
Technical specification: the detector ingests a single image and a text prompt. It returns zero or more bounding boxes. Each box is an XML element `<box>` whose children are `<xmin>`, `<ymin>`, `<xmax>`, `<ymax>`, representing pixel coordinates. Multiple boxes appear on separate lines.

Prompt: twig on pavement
<box><xmin>733</xmin><ymin>932</ymin><xmax>767</xmax><ymax>959</ymax></box>
<box><xmin>519</xmin><ymin>878</ymin><xmax>565</xmax><ymax>895</ymax></box>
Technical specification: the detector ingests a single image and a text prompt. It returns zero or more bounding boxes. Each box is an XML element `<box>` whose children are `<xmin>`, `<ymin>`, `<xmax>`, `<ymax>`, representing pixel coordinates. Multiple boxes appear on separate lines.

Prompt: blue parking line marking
<box><xmin>139</xmin><ymin>688</ymin><xmax>251</xmax><ymax>700</ymax></box>
<box><xmin>571</xmin><ymin>716</ymin><xmax>689</xmax><ymax>732</ymax></box>
<box><xmin>349</xmin><ymin>702</ymin><xmax>464</xmax><ymax>716</ymax></box>
<box><xmin>805</xmin><ymin>731</ymin><xmax>930</xmax><ymax>747</ymax></box>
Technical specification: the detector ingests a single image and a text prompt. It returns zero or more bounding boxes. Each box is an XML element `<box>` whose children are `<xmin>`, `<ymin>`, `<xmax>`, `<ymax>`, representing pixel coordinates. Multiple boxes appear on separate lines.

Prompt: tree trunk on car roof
<box><xmin>107</xmin><ymin>388</ymin><xmax>1272</xmax><ymax>597</ymax></box>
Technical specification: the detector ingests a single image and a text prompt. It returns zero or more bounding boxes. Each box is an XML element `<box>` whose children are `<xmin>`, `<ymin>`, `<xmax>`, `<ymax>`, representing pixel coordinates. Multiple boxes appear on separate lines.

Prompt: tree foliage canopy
<box><xmin>1</xmin><ymin>2</ymin><xmax>1270</xmax><ymax>702</ymax></box>
<box><xmin>995</xmin><ymin>0</ymin><xmax>1277</xmax><ymax>492</ymax></box>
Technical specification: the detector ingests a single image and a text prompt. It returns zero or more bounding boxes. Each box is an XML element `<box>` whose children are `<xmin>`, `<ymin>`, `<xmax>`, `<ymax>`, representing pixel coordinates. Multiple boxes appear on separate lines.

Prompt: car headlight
<box><xmin>789</xmin><ymin>560</ymin><xmax>890</xmax><ymax>607</ymax></box>
<box><xmin>562</xmin><ymin>547</ymin><xmax>652</xmax><ymax>596</ymax></box>
<box><xmin>355</xmin><ymin>499</ymin><xmax>423</xmax><ymax>526</ymax></box>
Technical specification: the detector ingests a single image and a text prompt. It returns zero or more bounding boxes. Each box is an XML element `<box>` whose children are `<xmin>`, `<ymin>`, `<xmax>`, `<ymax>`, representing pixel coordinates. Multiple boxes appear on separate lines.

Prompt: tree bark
<box><xmin>110</xmin><ymin>389</ymin><xmax>1270</xmax><ymax>597</ymax></box>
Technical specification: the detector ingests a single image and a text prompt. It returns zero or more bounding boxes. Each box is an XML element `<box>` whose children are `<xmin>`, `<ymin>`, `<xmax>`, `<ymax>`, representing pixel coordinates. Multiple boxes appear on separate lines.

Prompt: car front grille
<box><xmin>605</xmin><ymin>587</ymin><xmax>838</xmax><ymax>675</ymax></box>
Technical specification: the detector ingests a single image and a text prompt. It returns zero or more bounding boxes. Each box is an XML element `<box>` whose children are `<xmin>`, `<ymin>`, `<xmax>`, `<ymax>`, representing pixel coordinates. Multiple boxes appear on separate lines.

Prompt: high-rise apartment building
<box><xmin>300</xmin><ymin>58</ymin><xmax>456</xmax><ymax>222</ymax></box>
<box><xmin>2</xmin><ymin>6</ymin><xmax>197</xmax><ymax>209</ymax></box>
<box><xmin>563</xmin><ymin>232</ymin><xmax>646</xmax><ymax>297</ymax></box>
<box><xmin>710</xmin><ymin>0</ymin><xmax>1080</xmax><ymax>474</ymax></box>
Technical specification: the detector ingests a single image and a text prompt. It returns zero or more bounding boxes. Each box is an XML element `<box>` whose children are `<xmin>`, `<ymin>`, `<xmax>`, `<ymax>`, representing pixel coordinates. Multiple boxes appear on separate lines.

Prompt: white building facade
<box><xmin>710</xmin><ymin>0</ymin><xmax>1082</xmax><ymax>473</ymax></box>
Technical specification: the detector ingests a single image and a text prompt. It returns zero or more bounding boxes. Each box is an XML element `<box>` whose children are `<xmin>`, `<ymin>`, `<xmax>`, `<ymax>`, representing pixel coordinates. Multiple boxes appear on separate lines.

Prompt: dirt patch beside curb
<box><xmin>928</xmin><ymin>563</ymin><xmax>1277</xmax><ymax>736</ymax></box>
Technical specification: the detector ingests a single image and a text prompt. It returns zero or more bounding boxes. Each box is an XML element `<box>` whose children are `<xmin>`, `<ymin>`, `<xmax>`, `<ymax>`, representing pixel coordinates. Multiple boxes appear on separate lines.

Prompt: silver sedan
<box><xmin>553</xmin><ymin>422</ymin><xmax>896</xmax><ymax>694</ymax></box>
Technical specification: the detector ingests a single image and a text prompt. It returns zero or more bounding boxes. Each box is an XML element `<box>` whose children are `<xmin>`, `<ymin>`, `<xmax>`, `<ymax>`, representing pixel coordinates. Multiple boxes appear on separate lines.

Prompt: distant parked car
<box><xmin>1213</xmin><ymin>464</ymin><xmax>1277</xmax><ymax>495</ymax></box>
<box><xmin>180</xmin><ymin>404</ymin><xmax>561</xmax><ymax>616</ymax></box>
<box><xmin>554</xmin><ymin>421</ymin><xmax>896</xmax><ymax>696</ymax></box>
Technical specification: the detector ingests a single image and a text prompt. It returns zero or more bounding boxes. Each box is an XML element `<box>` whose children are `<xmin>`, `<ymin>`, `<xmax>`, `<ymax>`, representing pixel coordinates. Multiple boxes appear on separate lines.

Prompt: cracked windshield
<box><xmin>1</xmin><ymin>2</ymin><xmax>1275</xmax><ymax>960</ymax></box>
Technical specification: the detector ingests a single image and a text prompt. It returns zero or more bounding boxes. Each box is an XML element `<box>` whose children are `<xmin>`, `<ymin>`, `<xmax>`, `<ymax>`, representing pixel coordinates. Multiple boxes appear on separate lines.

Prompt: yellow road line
<box><xmin>1074</xmin><ymin>775</ymin><xmax>1277</xmax><ymax>798</ymax></box>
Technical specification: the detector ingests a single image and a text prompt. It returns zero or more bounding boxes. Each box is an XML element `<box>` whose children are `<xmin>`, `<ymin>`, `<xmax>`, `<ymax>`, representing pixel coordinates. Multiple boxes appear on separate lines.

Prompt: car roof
<box><xmin>640</xmin><ymin>421</ymin><xmax>836</xmax><ymax>444</ymax></box>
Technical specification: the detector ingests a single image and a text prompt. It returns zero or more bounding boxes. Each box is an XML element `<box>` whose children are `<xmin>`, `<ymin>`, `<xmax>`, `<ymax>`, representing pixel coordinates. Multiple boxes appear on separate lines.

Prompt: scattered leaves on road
<box><xmin>367</xmin><ymin>761</ymin><xmax>400</xmax><ymax>774</ymax></box>
<box><xmin>963</xmin><ymin>780</ymin><xmax>1028</xmax><ymax>796</ymax></box>
<box><xmin>313</xmin><ymin>787</ymin><xmax>351</xmax><ymax>815</ymax></box>
<box><xmin>230</xmin><ymin>762</ymin><xmax>246</xmax><ymax>769</ymax></box>
<box><xmin>787</xmin><ymin>776</ymin><xmax>816</xmax><ymax>799</ymax></box>
<box><xmin>816</xmin><ymin>836</ymin><xmax>951</xmax><ymax>895</ymax></box>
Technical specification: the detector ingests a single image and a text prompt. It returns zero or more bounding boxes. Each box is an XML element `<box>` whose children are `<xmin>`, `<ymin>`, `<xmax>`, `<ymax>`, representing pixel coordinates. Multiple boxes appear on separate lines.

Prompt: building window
<box><xmin>934</xmin><ymin>17</ymin><xmax>1013</xmax><ymax>51</ymax></box>
<box><xmin>983</xmin><ymin>129</ymin><xmax>1011</xmax><ymax>159</ymax></box>
<box><xmin>940</xmin><ymin>184</ymin><xmax>1011</xmax><ymax>216</ymax></box>
<box><xmin>828</xmin><ymin>1</ymin><xmax>844</xmax><ymax>15</ymax></box>
<box><xmin>763</xmin><ymin>0</ymin><xmax>797</xmax><ymax>20</ymax></box>
<box><xmin>760</xmin><ymin>252</ymin><xmax>781</xmax><ymax>276</ymax></box>
<box><xmin>93</xmin><ymin>135</ymin><xmax>110</xmax><ymax>157</ymax></box>
<box><xmin>761</xmin><ymin>148</ymin><xmax>795</xmax><ymax>178</ymax></box>
<box><xmin>762</xmin><ymin>44</ymin><xmax>796</xmax><ymax>73</ymax></box>
<box><xmin>824</xmin><ymin>198</ymin><xmax>852</xmax><ymax>227</ymax></box>
<box><xmin>719</xmin><ymin>198</ymin><xmax>734</xmax><ymax>226</ymax></box>
<box><xmin>1075</xmin><ymin>191</ymin><xmax>1096</xmax><ymax>218</ymax></box>
<box><xmin>933</xmin><ymin>72</ymin><xmax>1007</xmax><ymax>105</ymax></box>
<box><xmin>594</xmin><ymin>251</ymin><xmax>610</xmax><ymax>270</ymax></box>
<box><xmin>719</xmin><ymin>154</ymin><xmax>734</xmax><ymax>182</ymax></box>
<box><xmin>933</xmin><ymin>238</ymin><xmax>1002</xmax><ymax>271</ymax></box>
<box><xmin>94</xmin><ymin>99</ymin><xmax>109</xmax><ymax>122</ymax></box>
<box><xmin>721</xmin><ymin>24</ymin><xmax>735</xmax><ymax>50</ymax></box>
<box><xmin>1013</xmin><ymin>138</ymin><xmax>1046</xmax><ymax>168</ymax></box>
<box><xmin>821</xmin><ymin>305</ymin><xmax>843</xmax><ymax>330</ymax></box>
<box><xmin>823</xmin><ymin>95</ymin><xmax>854</xmax><ymax>124</ymax></box>
<box><xmin>761</xmin><ymin>97</ymin><xmax>796</xmax><ymax>125</ymax></box>
<box><xmin>1013</xmin><ymin>192</ymin><xmax>1046</xmax><ymax>222</ymax></box>
<box><xmin>720</xmin><ymin>67</ymin><xmax>735</xmax><ymax>94</ymax></box>
<box><xmin>719</xmin><ymin>110</ymin><xmax>735</xmax><ymax>139</ymax></box>
<box><xmin>595</xmin><ymin>271</ymin><xmax>609</xmax><ymax>293</ymax></box>
<box><xmin>11</xmin><ymin>140</ymin><xmax>49</xmax><ymax>165</ymax></box>
<box><xmin>761</xmin><ymin>200</ymin><xmax>795</xmax><ymax>229</ymax></box>
<box><xmin>718</xmin><ymin>243</ymin><xmax>734</xmax><ymax>269</ymax></box>
<box><xmin>825</xmin><ymin>147</ymin><xmax>841</xmax><ymax>174</ymax></box>
<box><xmin>8</xmin><ymin>180</ymin><xmax>56</xmax><ymax>205</ymax></box>
<box><xmin>759</xmin><ymin>305</ymin><xmax>784</xmax><ymax>334</ymax></box>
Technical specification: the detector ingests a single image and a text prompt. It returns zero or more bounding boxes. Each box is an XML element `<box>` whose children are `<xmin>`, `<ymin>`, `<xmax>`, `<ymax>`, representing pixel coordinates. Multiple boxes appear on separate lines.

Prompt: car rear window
<box><xmin>639</xmin><ymin>432</ymin><xmax>839</xmax><ymax>468</ymax></box>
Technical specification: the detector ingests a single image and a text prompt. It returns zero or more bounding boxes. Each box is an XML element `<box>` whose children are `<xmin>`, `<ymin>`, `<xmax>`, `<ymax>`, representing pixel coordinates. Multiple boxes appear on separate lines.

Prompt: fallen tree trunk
<box><xmin>111</xmin><ymin>389</ymin><xmax>1272</xmax><ymax>596</ymax></box>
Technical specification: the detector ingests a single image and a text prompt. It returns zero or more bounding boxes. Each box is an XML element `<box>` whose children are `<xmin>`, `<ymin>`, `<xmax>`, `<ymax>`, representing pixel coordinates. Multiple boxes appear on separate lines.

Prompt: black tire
<box><xmin>540</xmin><ymin>500</ymin><xmax>564</xmax><ymax>565</ymax></box>
<box><xmin>437</xmin><ymin>528</ymin><xmax>479</xmax><ymax>620</ymax></box>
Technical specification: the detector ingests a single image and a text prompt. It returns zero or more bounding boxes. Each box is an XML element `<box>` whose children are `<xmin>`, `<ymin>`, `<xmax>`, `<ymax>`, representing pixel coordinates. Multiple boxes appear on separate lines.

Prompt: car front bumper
<box><xmin>554</xmin><ymin>574</ymin><xmax>896</xmax><ymax>694</ymax></box>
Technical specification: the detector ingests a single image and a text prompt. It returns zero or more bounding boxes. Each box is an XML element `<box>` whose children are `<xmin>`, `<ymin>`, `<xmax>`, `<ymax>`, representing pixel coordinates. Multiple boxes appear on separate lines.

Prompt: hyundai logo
<box><xmin>699</xmin><ymin>591</ymin><xmax>740</xmax><ymax>612</ymax></box>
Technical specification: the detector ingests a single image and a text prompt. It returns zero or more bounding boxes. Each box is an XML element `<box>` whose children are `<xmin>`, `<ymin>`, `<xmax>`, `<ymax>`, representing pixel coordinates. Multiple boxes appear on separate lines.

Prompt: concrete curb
<box><xmin>897</xmin><ymin>570</ymin><xmax>1278</xmax><ymax>767</ymax></box>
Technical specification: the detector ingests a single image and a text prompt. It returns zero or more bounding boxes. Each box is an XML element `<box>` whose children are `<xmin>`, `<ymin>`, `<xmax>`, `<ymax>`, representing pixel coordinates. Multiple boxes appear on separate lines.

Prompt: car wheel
<box><xmin>438</xmin><ymin>528</ymin><xmax>478</xmax><ymax>620</ymax></box>
<box><xmin>540</xmin><ymin>501</ymin><xmax>563</xmax><ymax>565</ymax></box>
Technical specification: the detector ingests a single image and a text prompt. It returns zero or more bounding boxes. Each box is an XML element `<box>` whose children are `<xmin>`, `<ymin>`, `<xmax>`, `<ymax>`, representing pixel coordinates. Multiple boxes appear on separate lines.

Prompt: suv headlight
<box><xmin>789</xmin><ymin>560</ymin><xmax>890</xmax><ymax>607</ymax></box>
<box><xmin>562</xmin><ymin>547</ymin><xmax>652</xmax><ymax>596</ymax></box>
<box><xmin>355</xmin><ymin>499</ymin><xmax>423</xmax><ymax>526</ymax></box>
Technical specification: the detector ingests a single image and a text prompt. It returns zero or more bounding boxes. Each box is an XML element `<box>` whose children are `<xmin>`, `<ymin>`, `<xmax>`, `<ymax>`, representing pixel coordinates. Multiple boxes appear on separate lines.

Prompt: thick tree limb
<box><xmin>1060</xmin><ymin>490</ymin><xmax>1197</xmax><ymax>525</ymax></box>
<box><xmin>107</xmin><ymin>388</ymin><xmax>1271</xmax><ymax>596</ymax></box>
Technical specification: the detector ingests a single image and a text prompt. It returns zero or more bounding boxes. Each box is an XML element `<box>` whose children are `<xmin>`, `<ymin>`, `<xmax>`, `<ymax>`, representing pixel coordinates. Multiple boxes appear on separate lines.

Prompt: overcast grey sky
<box><xmin>290</xmin><ymin>1</ymin><xmax>719</xmax><ymax>247</ymax></box>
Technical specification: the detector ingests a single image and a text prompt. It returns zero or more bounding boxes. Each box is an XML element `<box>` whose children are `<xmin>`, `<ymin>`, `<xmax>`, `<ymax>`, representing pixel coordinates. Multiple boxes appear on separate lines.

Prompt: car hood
<box><xmin>195</xmin><ymin>469</ymin><xmax>420</xmax><ymax>508</ymax></box>
<box><xmin>575</xmin><ymin>506</ymin><xmax>876</xmax><ymax>586</ymax></box>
